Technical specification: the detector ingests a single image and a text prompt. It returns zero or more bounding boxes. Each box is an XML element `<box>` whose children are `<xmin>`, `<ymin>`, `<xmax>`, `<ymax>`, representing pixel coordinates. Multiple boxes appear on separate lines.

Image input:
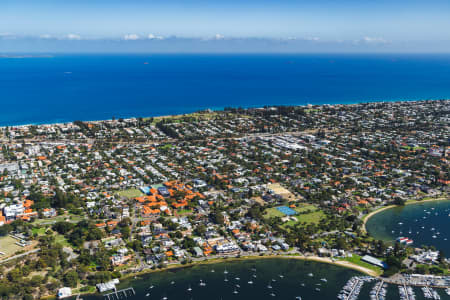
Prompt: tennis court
<box><xmin>276</xmin><ymin>206</ymin><xmax>297</xmax><ymax>216</ymax></box>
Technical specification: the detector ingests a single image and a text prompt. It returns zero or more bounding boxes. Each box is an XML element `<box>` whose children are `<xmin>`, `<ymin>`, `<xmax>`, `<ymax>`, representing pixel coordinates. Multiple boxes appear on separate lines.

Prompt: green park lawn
<box><xmin>264</xmin><ymin>204</ymin><xmax>325</xmax><ymax>228</ymax></box>
<box><xmin>33</xmin><ymin>214</ymin><xmax>84</xmax><ymax>225</ymax></box>
<box><xmin>116</xmin><ymin>188</ymin><xmax>144</xmax><ymax>199</ymax></box>
<box><xmin>32</xmin><ymin>227</ymin><xmax>71</xmax><ymax>247</ymax></box>
<box><xmin>338</xmin><ymin>254</ymin><xmax>383</xmax><ymax>275</ymax></box>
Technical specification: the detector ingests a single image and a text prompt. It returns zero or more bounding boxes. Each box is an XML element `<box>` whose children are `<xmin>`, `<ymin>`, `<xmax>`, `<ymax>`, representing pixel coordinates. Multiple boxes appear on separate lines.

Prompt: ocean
<box><xmin>79</xmin><ymin>258</ymin><xmax>449</xmax><ymax>300</ymax></box>
<box><xmin>366</xmin><ymin>200</ymin><xmax>450</xmax><ymax>256</ymax></box>
<box><xmin>1</xmin><ymin>54</ymin><xmax>450</xmax><ymax>126</ymax></box>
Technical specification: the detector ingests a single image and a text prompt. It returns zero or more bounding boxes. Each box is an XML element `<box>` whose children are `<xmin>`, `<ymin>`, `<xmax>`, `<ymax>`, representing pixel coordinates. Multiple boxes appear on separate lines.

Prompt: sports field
<box><xmin>116</xmin><ymin>188</ymin><xmax>145</xmax><ymax>198</ymax></box>
<box><xmin>0</xmin><ymin>236</ymin><xmax>23</xmax><ymax>257</ymax></box>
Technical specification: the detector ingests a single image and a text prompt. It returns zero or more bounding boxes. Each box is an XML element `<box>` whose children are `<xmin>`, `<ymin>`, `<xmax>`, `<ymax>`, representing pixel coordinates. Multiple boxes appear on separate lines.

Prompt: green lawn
<box><xmin>338</xmin><ymin>254</ymin><xmax>383</xmax><ymax>275</ymax></box>
<box><xmin>176</xmin><ymin>209</ymin><xmax>193</xmax><ymax>215</ymax></box>
<box><xmin>32</xmin><ymin>227</ymin><xmax>71</xmax><ymax>247</ymax></box>
<box><xmin>33</xmin><ymin>214</ymin><xmax>84</xmax><ymax>225</ymax></box>
<box><xmin>294</xmin><ymin>204</ymin><xmax>317</xmax><ymax>213</ymax></box>
<box><xmin>264</xmin><ymin>204</ymin><xmax>324</xmax><ymax>228</ymax></box>
<box><xmin>116</xmin><ymin>188</ymin><xmax>145</xmax><ymax>199</ymax></box>
<box><xmin>32</xmin><ymin>227</ymin><xmax>47</xmax><ymax>235</ymax></box>
<box><xmin>295</xmin><ymin>210</ymin><xmax>325</xmax><ymax>224</ymax></box>
<box><xmin>263</xmin><ymin>207</ymin><xmax>285</xmax><ymax>219</ymax></box>
<box><xmin>54</xmin><ymin>234</ymin><xmax>71</xmax><ymax>247</ymax></box>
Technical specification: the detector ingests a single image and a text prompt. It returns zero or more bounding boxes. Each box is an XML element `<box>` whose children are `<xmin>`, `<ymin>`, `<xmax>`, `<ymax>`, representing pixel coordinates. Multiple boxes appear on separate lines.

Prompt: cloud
<box><xmin>147</xmin><ymin>34</ymin><xmax>164</xmax><ymax>40</ymax></box>
<box><xmin>124</xmin><ymin>34</ymin><xmax>140</xmax><ymax>40</ymax></box>
<box><xmin>361</xmin><ymin>36</ymin><xmax>388</xmax><ymax>44</ymax></box>
<box><xmin>39</xmin><ymin>34</ymin><xmax>53</xmax><ymax>39</ymax></box>
<box><xmin>66</xmin><ymin>33</ymin><xmax>81</xmax><ymax>40</ymax></box>
<box><xmin>0</xmin><ymin>33</ymin><xmax>16</xmax><ymax>39</ymax></box>
<box><xmin>214</xmin><ymin>33</ymin><xmax>225</xmax><ymax>40</ymax></box>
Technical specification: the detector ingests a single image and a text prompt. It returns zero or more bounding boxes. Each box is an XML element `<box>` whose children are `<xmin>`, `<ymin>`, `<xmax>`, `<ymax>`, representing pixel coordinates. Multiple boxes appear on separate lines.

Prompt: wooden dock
<box><xmin>103</xmin><ymin>287</ymin><xmax>135</xmax><ymax>300</ymax></box>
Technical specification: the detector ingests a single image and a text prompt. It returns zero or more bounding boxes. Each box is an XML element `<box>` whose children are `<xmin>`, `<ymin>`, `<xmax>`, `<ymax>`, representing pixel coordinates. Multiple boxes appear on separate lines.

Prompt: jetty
<box><xmin>103</xmin><ymin>287</ymin><xmax>135</xmax><ymax>300</ymax></box>
<box><xmin>370</xmin><ymin>280</ymin><xmax>386</xmax><ymax>300</ymax></box>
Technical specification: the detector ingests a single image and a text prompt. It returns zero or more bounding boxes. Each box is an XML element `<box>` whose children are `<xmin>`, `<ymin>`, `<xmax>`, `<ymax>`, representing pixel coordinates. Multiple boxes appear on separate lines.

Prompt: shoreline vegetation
<box><xmin>361</xmin><ymin>195</ymin><xmax>449</xmax><ymax>234</ymax></box>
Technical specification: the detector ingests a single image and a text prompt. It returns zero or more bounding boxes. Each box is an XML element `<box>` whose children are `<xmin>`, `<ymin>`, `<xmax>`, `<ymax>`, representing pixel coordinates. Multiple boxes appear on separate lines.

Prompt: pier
<box><xmin>375</xmin><ymin>280</ymin><xmax>384</xmax><ymax>300</ymax></box>
<box><xmin>403</xmin><ymin>283</ymin><xmax>410</xmax><ymax>300</ymax></box>
<box><xmin>345</xmin><ymin>278</ymin><xmax>361</xmax><ymax>300</ymax></box>
<box><xmin>103</xmin><ymin>287</ymin><xmax>135</xmax><ymax>300</ymax></box>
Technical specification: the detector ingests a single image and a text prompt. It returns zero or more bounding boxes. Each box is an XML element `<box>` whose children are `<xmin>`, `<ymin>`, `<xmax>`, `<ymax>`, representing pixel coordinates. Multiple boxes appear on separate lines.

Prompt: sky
<box><xmin>1</xmin><ymin>0</ymin><xmax>450</xmax><ymax>53</ymax></box>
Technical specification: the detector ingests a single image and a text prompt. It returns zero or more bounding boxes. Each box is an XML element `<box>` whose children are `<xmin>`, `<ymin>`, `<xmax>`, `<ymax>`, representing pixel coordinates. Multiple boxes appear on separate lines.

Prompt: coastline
<box><xmin>361</xmin><ymin>195</ymin><xmax>449</xmax><ymax>234</ymax></box>
<box><xmin>2</xmin><ymin>98</ymin><xmax>441</xmax><ymax>128</ymax></box>
<box><xmin>75</xmin><ymin>255</ymin><xmax>380</xmax><ymax>299</ymax></box>
<box><xmin>64</xmin><ymin>254</ymin><xmax>379</xmax><ymax>299</ymax></box>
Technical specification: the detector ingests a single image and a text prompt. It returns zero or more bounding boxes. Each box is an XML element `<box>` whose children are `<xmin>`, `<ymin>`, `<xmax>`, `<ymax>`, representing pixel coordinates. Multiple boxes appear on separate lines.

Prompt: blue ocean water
<box><xmin>1</xmin><ymin>54</ymin><xmax>450</xmax><ymax>126</ymax></box>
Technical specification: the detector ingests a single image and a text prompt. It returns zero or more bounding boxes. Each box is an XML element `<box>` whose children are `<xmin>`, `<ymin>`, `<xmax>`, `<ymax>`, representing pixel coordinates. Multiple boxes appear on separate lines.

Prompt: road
<box><xmin>0</xmin><ymin>129</ymin><xmax>326</xmax><ymax>146</ymax></box>
<box><xmin>0</xmin><ymin>248</ymin><xmax>40</xmax><ymax>264</ymax></box>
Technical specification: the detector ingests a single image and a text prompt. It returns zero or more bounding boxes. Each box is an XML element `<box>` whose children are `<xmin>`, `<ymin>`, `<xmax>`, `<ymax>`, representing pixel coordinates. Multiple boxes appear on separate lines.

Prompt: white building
<box><xmin>57</xmin><ymin>287</ymin><xmax>72</xmax><ymax>299</ymax></box>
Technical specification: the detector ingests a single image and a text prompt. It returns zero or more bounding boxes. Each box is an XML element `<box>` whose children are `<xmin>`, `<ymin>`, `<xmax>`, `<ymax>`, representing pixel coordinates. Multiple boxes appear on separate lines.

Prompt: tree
<box><xmin>120</xmin><ymin>226</ymin><xmax>131</xmax><ymax>240</ymax></box>
<box><xmin>393</xmin><ymin>197</ymin><xmax>406</xmax><ymax>206</ymax></box>
<box><xmin>63</xmin><ymin>270</ymin><xmax>79</xmax><ymax>287</ymax></box>
<box><xmin>212</xmin><ymin>211</ymin><xmax>225</xmax><ymax>225</ymax></box>
<box><xmin>52</xmin><ymin>222</ymin><xmax>74</xmax><ymax>234</ymax></box>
